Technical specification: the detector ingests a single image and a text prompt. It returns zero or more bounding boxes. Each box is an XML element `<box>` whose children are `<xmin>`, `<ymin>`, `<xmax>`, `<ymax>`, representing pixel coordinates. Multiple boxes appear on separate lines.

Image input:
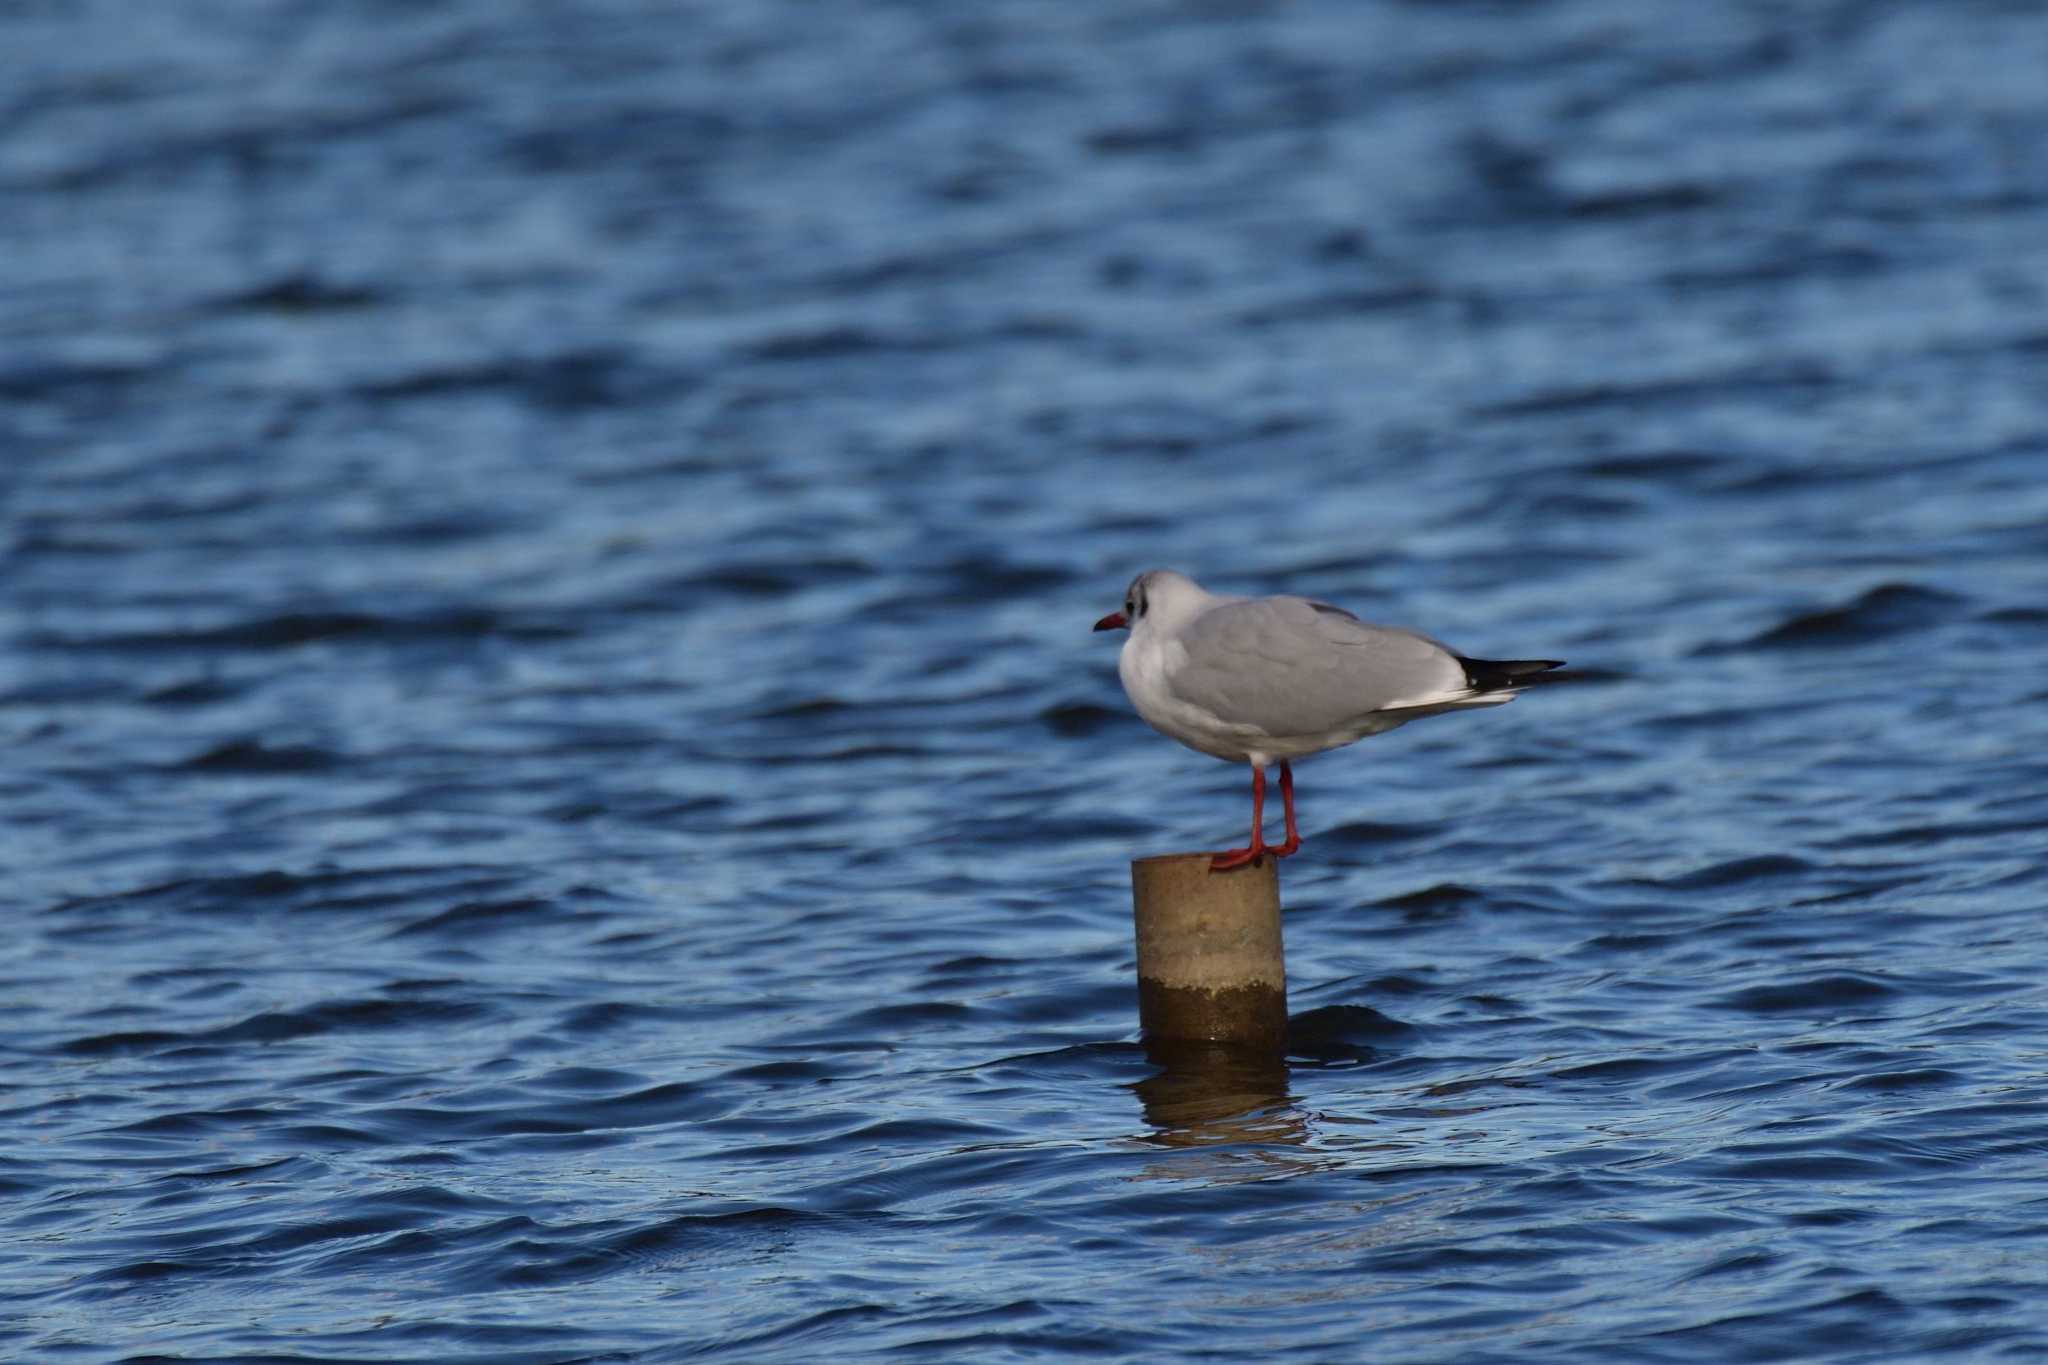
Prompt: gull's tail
<box><xmin>1457</xmin><ymin>656</ymin><xmax>1566</xmax><ymax>695</ymax></box>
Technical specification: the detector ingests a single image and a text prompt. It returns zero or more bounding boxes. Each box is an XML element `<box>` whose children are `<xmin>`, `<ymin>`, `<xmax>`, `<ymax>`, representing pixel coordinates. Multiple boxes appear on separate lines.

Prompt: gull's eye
<box><xmin>1125</xmin><ymin>598</ymin><xmax>1135</xmax><ymax>617</ymax></box>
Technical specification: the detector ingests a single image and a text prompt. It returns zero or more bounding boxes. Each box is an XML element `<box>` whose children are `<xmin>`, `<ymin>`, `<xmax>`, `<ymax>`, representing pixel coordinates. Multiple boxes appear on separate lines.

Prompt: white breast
<box><xmin>1118</xmin><ymin>631</ymin><xmax>1262</xmax><ymax>763</ymax></box>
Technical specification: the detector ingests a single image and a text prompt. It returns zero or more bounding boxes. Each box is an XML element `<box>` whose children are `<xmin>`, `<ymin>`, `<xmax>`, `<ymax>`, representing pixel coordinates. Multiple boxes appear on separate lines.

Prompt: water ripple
<box><xmin>7</xmin><ymin>0</ymin><xmax>2048</xmax><ymax>1360</ymax></box>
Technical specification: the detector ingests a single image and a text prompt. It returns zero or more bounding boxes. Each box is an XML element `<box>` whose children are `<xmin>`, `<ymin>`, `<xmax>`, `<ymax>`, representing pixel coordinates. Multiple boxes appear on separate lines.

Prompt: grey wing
<box><xmin>1167</xmin><ymin>596</ymin><xmax>1469</xmax><ymax>737</ymax></box>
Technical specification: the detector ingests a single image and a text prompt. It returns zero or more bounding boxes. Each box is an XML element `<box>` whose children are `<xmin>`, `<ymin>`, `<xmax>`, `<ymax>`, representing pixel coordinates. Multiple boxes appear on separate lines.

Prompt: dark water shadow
<box><xmin>1129</xmin><ymin>999</ymin><xmax>1415</xmax><ymax>1144</ymax></box>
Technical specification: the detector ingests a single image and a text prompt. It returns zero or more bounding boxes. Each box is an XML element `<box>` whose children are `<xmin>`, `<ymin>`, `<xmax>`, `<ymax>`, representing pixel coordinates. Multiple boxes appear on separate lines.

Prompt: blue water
<box><xmin>7</xmin><ymin>1</ymin><xmax>2048</xmax><ymax>1360</ymax></box>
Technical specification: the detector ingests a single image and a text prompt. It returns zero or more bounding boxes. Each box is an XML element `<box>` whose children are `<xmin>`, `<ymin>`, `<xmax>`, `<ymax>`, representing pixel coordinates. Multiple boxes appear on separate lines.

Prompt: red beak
<box><xmin>1093</xmin><ymin>611</ymin><xmax>1128</xmax><ymax>632</ymax></box>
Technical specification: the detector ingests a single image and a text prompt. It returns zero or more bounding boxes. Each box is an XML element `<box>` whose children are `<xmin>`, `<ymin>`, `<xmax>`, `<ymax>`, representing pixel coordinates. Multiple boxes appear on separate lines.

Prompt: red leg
<box><xmin>1210</xmin><ymin>764</ymin><xmax>1269</xmax><ymax>871</ymax></box>
<box><xmin>1270</xmin><ymin>760</ymin><xmax>1300</xmax><ymax>858</ymax></box>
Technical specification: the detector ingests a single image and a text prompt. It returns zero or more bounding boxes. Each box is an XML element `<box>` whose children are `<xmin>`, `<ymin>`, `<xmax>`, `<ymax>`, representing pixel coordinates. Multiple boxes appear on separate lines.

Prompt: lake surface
<box><xmin>6</xmin><ymin>1</ymin><xmax>2048</xmax><ymax>1360</ymax></box>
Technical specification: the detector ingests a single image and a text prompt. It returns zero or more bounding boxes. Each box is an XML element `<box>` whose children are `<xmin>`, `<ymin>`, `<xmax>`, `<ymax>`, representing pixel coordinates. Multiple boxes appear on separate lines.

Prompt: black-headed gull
<box><xmin>1094</xmin><ymin>569</ymin><xmax>1562</xmax><ymax>870</ymax></box>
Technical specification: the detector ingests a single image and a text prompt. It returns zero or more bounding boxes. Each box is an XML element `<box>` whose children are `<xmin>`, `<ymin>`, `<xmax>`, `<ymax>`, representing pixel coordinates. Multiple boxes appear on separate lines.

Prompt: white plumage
<box><xmin>1095</xmin><ymin>569</ymin><xmax>1561</xmax><ymax>869</ymax></box>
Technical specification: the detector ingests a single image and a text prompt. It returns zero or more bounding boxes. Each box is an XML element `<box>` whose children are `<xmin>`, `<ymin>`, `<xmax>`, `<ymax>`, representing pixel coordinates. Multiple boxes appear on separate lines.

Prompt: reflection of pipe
<box><xmin>1130</xmin><ymin>852</ymin><xmax>1287</xmax><ymax>1049</ymax></box>
<box><xmin>1134</xmin><ymin>1038</ymin><xmax>1301</xmax><ymax>1147</ymax></box>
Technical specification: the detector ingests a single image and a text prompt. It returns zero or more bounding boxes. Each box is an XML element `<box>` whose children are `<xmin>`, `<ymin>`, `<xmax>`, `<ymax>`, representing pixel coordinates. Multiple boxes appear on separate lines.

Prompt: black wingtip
<box><xmin>1457</xmin><ymin>656</ymin><xmax>1567</xmax><ymax>692</ymax></box>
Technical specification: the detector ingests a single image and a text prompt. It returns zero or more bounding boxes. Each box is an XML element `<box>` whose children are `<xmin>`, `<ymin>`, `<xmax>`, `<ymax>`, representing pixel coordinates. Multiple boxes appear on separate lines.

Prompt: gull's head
<box><xmin>1093</xmin><ymin>569</ymin><xmax>1207</xmax><ymax>636</ymax></box>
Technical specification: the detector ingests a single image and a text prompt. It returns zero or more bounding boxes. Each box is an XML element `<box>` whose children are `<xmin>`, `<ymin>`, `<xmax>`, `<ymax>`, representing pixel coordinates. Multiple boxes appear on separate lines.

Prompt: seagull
<box><xmin>1094</xmin><ymin>569</ymin><xmax>1562</xmax><ymax>871</ymax></box>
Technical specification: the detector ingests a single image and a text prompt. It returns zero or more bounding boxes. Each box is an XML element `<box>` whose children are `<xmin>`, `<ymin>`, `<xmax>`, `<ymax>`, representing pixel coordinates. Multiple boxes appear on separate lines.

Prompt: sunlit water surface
<box><xmin>6</xmin><ymin>1</ymin><xmax>2048</xmax><ymax>1360</ymax></box>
